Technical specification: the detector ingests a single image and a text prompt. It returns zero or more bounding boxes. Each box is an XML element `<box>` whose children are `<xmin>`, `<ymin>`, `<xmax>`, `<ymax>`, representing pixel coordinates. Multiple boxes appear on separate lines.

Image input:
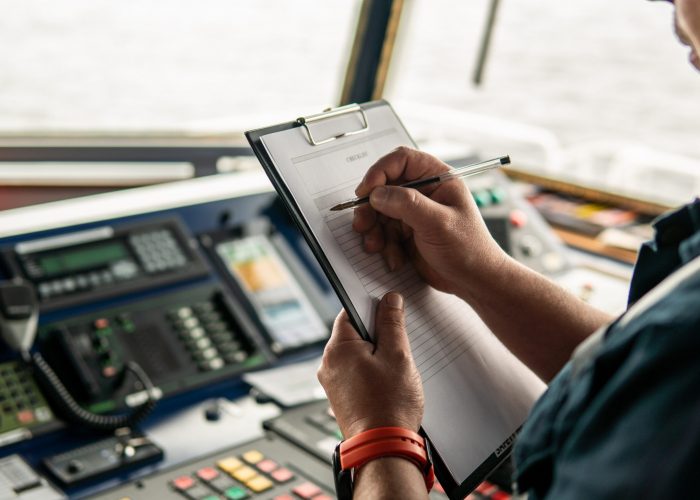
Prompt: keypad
<box><xmin>168</xmin><ymin>300</ymin><xmax>254</xmax><ymax>373</ymax></box>
<box><xmin>0</xmin><ymin>361</ymin><xmax>54</xmax><ymax>436</ymax></box>
<box><xmin>168</xmin><ymin>448</ymin><xmax>330</xmax><ymax>500</ymax></box>
<box><xmin>130</xmin><ymin>229</ymin><xmax>187</xmax><ymax>274</ymax></box>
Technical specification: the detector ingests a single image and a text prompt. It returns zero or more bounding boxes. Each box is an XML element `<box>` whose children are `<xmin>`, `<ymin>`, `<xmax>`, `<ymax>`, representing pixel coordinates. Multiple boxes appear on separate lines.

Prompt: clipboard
<box><xmin>246</xmin><ymin>101</ymin><xmax>388</xmax><ymax>343</ymax></box>
<box><xmin>245</xmin><ymin>100</ymin><xmax>543</xmax><ymax>499</ymax></box>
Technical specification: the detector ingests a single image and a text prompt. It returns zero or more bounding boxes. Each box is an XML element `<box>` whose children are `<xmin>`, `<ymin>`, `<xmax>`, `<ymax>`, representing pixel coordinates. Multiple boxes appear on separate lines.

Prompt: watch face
<box><xmin>332</xmin><ymin>442</ymin><xmax>353</xmax><ymax>500</ymax></box>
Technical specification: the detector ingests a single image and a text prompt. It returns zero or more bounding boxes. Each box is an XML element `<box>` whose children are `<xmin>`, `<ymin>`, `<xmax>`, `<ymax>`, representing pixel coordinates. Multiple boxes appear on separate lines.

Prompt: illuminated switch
<box><xmin>224</xmin><ymin>486</ymin><xmax>248</xmax><ymax>500</ymax></box>
<box><xmin>473</xmin><ymin>190</ymin><xmax>492</xmax><ymax>208</ymax></box>
<box><xmin>246</xmin><ymin>475</ymin><xmax>273</xmax><ymax>493</ymax></box>
<box><xmin>94</xmin><ymin>318</ymin><xmax>110</xmax><ymax>330</ymax></box>
<box><xmin>489</xmin><ymin>187</ymin><xmax>507</xmax><ymax>204</ymax></box>
<box><xmin>171</xmin><ymin>475</ymin><xmax>195</xmax><ymax>491</ymax></box>
<box><xmin>232</xmin><ymin>466</ymin><xmax>257</xmax><ymax>483</ymax></box>
<box><xmin>256</xmin><ymin>459</ymin><xmax>278</xmax><ymax>473</ymax></box>
<box><xmin>476</xmin><ymin>481</ymin><xmax>498</xmax><ymax>496</ymax></box>
<box><xmin>196</xmin><ymin>467</ymin><xmax>219</xmax><ymax>482</ymax></box>
<box><xmin>509</xmin><ymin>209</ymin><xmax>528</xmax><ymax>228</ymax></box>
<box><xmin>270</xmin><ymin>467</ymin><xmax>294</xmax><ymax>483</ymax></box>
<box><xmin>292</xmin><ymin>482</ymin><xmax>322</xmax><ymax>499</ymax></box>
<box><xmin>491</xmin><ymin>491</ymin><xmax>512</xmax><ymax>500</ymax></box>
<box><xmin>16</xmin><ymin>410</ymin><xmax>35</xmax><ymax>424</ymax></box>
<box><xmin>217</xmin><ymin>457</ymin><xmax>243</xmax><ymax>473</ymax></box>
<box><xmin>242</xmin><ymin>450</ymin><xmax>264</xmax><ymax>464</ymax></box>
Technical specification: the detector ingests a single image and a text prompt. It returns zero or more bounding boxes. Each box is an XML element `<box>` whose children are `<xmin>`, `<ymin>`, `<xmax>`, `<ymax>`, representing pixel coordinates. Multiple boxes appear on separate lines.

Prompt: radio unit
<box><xmin>4</xmin><ymin>218</ymin><xmax>209</xmax><ymax>311</ymax></box>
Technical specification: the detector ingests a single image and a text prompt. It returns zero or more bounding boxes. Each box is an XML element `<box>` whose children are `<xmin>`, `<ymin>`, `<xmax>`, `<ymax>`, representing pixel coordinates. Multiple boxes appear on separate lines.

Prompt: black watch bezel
<box><xmin>332</xmin><ymin>441</ymin><xmax>353</xmax><ymax>500</ymax></box>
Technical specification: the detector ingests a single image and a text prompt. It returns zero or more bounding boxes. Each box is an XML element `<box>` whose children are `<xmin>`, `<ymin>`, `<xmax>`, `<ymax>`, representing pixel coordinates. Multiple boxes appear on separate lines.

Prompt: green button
<box><xmin>489</xmin><ymin>187</ymin><xmax>507</xmax><ymax>204</ymax></box>
<box><xmin>334</xmin><ymin>429</ymin><xmax>344</xmax><ymax>440</ymax></box>
<box><xmin>203</xmin><ymin>496</ymin><xmax>220</xmax><ymax>500</ymax></box>
<box><xmin>225</xmin><ymin>486</ymin><xmax>249</xmax><ymax>500</ymax></box>
<box><xmin>473</xmin><ymin>191</ymin><xmax>491</xmax><ymax>208</ymax></box>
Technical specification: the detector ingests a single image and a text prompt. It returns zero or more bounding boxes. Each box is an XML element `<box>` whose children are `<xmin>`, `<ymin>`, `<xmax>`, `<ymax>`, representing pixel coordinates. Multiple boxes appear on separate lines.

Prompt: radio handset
<box><xmin>0</xmin><ymin>281</ymin><xmax>38</xmax><ymax>361</ymax></box>
<box><xmin>0</xmin><ymin>280</ymin><xmax>158</xmax><ymax>433</ymax></box>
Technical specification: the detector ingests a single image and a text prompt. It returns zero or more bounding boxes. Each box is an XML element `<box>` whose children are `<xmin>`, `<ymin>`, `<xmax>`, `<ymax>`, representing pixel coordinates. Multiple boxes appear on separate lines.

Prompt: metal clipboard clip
<box><xmin>296</xmin><ymin>103</ymin><xmax>369</xmax><ymax>146</ymax></box>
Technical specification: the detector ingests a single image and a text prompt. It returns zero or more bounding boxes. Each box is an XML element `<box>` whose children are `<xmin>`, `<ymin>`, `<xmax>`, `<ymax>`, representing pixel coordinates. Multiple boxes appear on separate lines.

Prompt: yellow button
<box><xmin>232</xmin><ymin>466</ymin><xmax>257</xmax><ymax>483</ymax></box>
<box><xmin>242</xmin><ymin>450</ymin><xmax>264</xmax><ymax>464</ymax></box>
<box><xmin>246</xmin><ymin>475</ymin><xmax>273</xmax><ymax>493</ymax></box>
<box><xmin>217</xmin><ymin>457</ymin><xmax>243</xmax><ymax>473</ymax></box>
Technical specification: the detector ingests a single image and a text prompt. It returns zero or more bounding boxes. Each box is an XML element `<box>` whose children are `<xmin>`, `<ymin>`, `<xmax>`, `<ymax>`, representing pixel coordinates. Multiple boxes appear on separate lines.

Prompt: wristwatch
<box><xmin>332</xmin><ymin>426</ymin><xmax>435</xmax><ymax>499</ymax></box>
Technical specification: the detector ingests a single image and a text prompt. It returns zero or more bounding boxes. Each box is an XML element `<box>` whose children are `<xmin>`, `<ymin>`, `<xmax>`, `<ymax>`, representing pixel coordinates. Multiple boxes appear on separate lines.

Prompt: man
<box><xmin>317</xmin><ymin>0</ymin><xmax>700</xmax><ymax>498</ymax></box>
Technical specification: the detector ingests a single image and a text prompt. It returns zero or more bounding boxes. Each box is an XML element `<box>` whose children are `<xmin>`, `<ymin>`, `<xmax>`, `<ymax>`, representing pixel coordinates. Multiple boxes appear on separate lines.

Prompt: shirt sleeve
<box><xmin>542</xmin><ymin>286</ymin><xmax>700</xmax><ymax>499</ymax></box>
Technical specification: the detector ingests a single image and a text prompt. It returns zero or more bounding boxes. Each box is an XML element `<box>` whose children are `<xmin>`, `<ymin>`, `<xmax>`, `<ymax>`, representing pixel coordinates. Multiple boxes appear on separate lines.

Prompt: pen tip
<box><xmin>501</xmin><ymin>156</ymin><xmax>511</xmax><ymax>165</ymax></box>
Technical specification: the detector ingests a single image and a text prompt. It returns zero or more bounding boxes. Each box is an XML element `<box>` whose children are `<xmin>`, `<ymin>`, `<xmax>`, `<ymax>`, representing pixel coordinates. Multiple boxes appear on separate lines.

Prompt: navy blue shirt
<box><xmin>513</xmin><ymin>199</ymin><xmax>700</xmax><ymax>499</ymax></box>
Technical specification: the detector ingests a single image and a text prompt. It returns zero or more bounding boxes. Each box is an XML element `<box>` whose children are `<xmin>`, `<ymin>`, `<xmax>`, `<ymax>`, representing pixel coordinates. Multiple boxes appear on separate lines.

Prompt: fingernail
<box><xmin>370</xmin><ymin>186</ymin><xmax>388</xmax><ymax>207</ymax></box>
<box><xmin>385</xmin><ymin>292</ymin><xmax>403</xmax><ymax>310</ymax></box>
<box><xmin>386</xmin><ymin>255</ymin><xmax>397</xmax><ymax>272</ymax></box>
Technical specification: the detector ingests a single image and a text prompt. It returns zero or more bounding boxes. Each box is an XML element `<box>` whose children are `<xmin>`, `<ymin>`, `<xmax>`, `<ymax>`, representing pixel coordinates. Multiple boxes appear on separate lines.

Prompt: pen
<box><xmin>329</xmin><ymin>155</ymin><xmax>510</xmax><ymax>212</ymax></box>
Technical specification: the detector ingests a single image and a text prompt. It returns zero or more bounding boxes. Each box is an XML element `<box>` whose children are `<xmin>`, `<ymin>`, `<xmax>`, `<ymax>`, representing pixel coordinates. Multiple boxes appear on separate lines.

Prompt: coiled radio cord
<box><xmin>30</xmin><ymin>351</ymin><xmax>158</xmax><ymax>433</ymax></box>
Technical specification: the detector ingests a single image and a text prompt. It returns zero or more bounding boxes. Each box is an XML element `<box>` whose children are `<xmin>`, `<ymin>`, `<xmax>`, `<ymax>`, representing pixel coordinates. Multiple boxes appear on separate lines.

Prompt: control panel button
<box><xmin>223</xmin><ymin>486</ymin><xmax>249</xmax><ymax>500</ymax></box>
<box><xmin>231</xmin><ymin>466</ymin><xmax>257</xmax><ymax>483</ymax></box>
<box><xmin>241</xmin><ymin>450</ymin><xmax>264</xmax><ymax>464</ymax></box>
<box><xmin>256</xmin><ymin>458</ymin><xmax>278</xmax><ymax>473</ymax></box>
<box><xmin>292</xmin><ymin>482</ymin><xmax>322</xmax><ymax>499</ymax></box>
<box><xmin>246</xmin><ymin>475</ymin><xmax>273</xmax><ymax>493</ymax></box>
<box><xmin>509</xmin><ymin>209</ymin><xmax>528</xmax><ymax>228</ymax></box>
<box><xmin>489</xmin><ymin>187</ymin><xmax>507</xmax><ymax>204</ymax></box>
<box><xmin>270</xmin><ymin>467</ymin><xmax>294</xmax><ymax>483</ymax></box>
<box><xmin>171</xmin><ymin>475</ymin><xmax>195</xmax><ymax>491</ymax></box>
<box><xmin>196</xmin><ymin>467</ymin><xmax>219</xmax><ymax>482</ymax></box>
<box><xmin>217</xmin><ymin>457</ymin><xmax>243</xmax><ymax>473</ymax></box>
<box><xmin>111</xmin><ymin>260</ymin><xmax>139</xmax><ymax>280</ymax></box>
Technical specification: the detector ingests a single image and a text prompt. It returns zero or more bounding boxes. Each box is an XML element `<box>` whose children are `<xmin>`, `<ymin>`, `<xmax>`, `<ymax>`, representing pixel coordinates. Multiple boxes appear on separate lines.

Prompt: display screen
<box><xmin>216</xmin><ymin>235</ymin><xmax>327</xmax><ymax>350</ymax></box>
<box><xmin>37</xmin><ymin>242</ymin><xmax>129</xmax><ymax>276</ymax></box>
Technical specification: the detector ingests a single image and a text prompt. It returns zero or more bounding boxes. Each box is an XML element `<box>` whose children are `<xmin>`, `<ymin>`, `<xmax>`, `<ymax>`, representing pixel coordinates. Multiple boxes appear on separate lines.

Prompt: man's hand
<box><xmin>317</xmin><ymin>292</ymin><xmax>424</xmax><ymax>439</ymax></box>
<box><xmin>353</xmin><ymin>146</ymin><xmax>507</xmax><ymax>297</ymax></box>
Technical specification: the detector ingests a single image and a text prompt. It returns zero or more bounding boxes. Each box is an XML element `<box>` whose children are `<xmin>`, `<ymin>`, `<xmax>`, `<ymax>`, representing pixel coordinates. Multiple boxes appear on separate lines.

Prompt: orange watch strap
<box><xmin>338</xmin><ymin>427</ymin><xmax>434</xmax><ymax>492</ymax></box>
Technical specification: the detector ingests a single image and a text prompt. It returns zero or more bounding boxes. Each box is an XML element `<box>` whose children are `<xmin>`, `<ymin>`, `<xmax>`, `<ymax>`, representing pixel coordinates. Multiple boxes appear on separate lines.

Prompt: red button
<box><xmin>509</xmin><ymin>209</ymin><xmax>528</xmax><ymax>228</ymax></box>
<box><xmin>476</xmin><ymin>481</ymin><xmax>497</xmax><ymax>495</ymax></box>
<box><xmin>17</xmin><ymin>410</ymin><xmax>35</xmax><ymax>424</ymax></box>
<box><xmin>271</xmin><ymin>467</ymin><xmax>294</xmax><ymax>483</ymax></box>
<box><xmin>196</xmin><ymin>467</ymin><xmax>219</xmax><ymax>481</ymax></box>
<box><xmin>311</xmin><ymin>495</ymin><xmax>333</xmax><ymax>500</ymax></box>
<box><xmin>491</xmin><ymin>491</ymin><xmax>512</xmax><ymax>500</ymax></box>
<box><xmin>94</xmin><ymin>318</ymin><xmax>110</xmax><ymax>329</ymax></box>
<box><xmin>172</xmin><ymin>475</ymin><xmax>195</xmax><ymax>491</ymax></box>
<box><xmin>273</xmin><ymin>496</ymin><xmax>294</xmax><ymax>500</ymax></box>
<box><xmin>256</xmin><ymin>458</ymin><xmax>278</xmax><ymax>473</ymax></box>
<box><xmin>292</xmin><ymin>482</ymin><xmax>322</xmax><ymax>499</ymax></box>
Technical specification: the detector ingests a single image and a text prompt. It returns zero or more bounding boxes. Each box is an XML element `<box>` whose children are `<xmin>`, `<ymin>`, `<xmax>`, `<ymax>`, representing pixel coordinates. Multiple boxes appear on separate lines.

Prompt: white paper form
<box><xmin>260</xmin><ymin>104</ymin><xmax>546</xmax><ymax>483</ymax></box>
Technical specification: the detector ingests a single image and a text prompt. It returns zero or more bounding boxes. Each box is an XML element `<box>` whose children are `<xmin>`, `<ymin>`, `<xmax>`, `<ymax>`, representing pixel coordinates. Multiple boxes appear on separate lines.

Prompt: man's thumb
<box><xmin>374</xmin><ymin>292</ymin><xmax>410</xmax><ymax>354</ymax></box>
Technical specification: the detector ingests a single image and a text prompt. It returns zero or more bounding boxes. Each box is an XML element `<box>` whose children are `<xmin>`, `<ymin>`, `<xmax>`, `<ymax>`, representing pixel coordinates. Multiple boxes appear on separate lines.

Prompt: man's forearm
<box><xmin>354</xmin><ymin>457</ymin><xmax>429</xmax><ymax>500</ymax></box>
<box><xmin>458</xmin><ymin>255</ymin><xmax>614</xmax><ymax>381</ymax></box>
